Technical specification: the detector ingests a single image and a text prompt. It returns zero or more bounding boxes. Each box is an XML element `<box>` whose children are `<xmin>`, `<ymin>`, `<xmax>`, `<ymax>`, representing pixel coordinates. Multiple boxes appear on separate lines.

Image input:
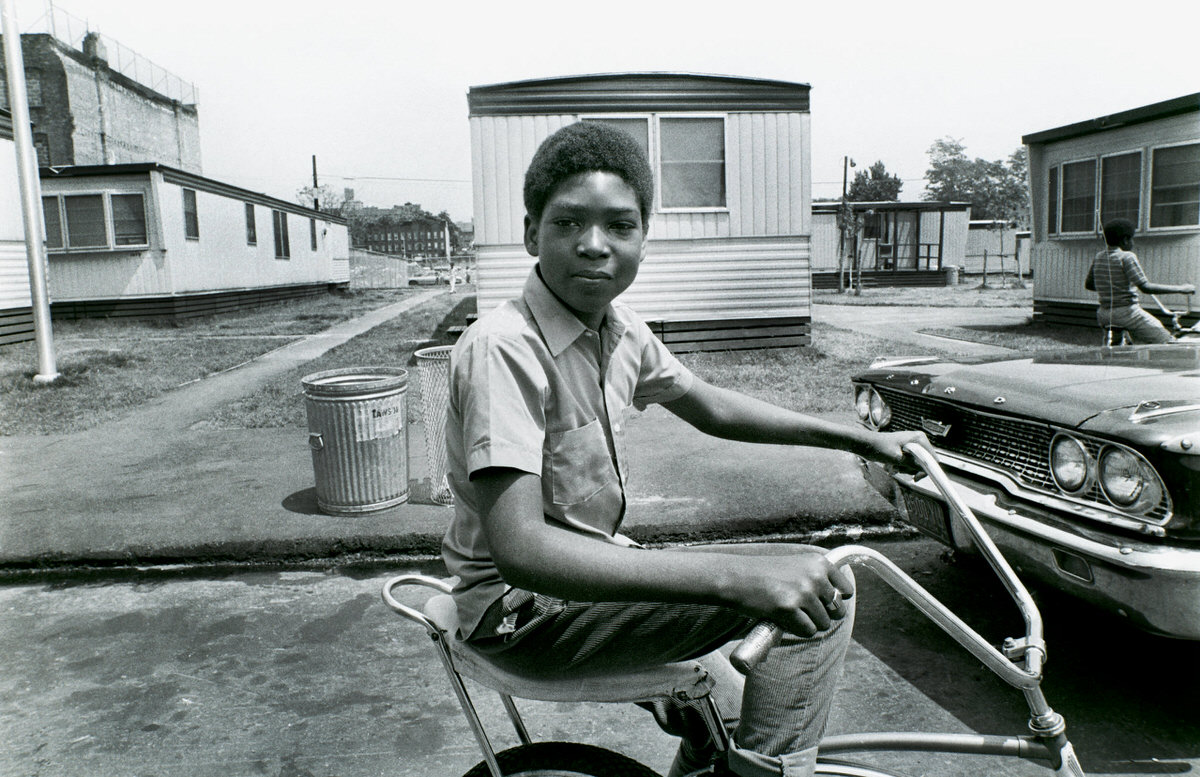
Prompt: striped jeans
<box><xmin>467</xmin><ymin>543</ymin><xmax>855</xmax><ymax>777</ymax></box>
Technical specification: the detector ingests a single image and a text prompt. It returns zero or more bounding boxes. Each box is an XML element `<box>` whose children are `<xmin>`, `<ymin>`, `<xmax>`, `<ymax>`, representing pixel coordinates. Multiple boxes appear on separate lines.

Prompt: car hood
<box><xmin>859</xmin><ymin>345</ymin><xmax>1200</xmax><ymax>432</ymax></box>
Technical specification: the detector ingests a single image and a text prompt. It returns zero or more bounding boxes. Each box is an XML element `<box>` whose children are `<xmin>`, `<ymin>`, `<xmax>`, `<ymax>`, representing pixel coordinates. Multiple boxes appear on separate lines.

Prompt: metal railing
<box><xmin>22</xmin><ymin>2</ymin><xmax>198</xmax><ymax>105</ymax></box>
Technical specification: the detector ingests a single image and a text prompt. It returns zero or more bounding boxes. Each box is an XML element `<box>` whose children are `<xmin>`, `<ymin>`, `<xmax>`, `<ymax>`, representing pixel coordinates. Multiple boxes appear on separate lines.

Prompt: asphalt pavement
<box><xmin>4</xmin><ymin>295</ymin><xmax>1193</xmax><ymax>777</ymax></box>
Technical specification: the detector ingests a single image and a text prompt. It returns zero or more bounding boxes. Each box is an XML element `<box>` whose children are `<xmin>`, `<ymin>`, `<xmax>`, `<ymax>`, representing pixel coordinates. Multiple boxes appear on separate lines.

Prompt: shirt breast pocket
<box><xmin>545</xmin><ymin>417</ymin><xmax>617</xmax><ymax>506</ymax></box>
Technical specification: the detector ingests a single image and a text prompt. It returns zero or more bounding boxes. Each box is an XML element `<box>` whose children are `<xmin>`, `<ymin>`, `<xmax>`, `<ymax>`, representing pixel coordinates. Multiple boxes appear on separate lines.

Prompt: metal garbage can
<box><xmin>302</xmin><ymin>367</ymin><xmax>409</xmax><ymax>515</ymax></box>
<box><xmin>944</xmin><ymin>265</ymin><xmax>959</xmax><ymax>286</ymax></box>
<box><xmin>414</xmin><ymin>346</ymin><xmax>455</xmax><ymax>506</ymax></box>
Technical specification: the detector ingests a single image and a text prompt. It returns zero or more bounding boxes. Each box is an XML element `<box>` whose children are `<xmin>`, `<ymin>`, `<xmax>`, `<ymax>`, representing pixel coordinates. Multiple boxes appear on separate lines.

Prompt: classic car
<box><xmin>852</xmin><ymin>344</ymin><xmax>1200</xmax><ymax>639</ymax></box>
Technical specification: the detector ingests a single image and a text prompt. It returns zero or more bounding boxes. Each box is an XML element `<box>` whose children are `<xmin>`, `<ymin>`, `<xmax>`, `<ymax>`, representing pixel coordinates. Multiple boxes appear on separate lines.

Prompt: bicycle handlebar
<box><xmin>730</xmin><ymin>443</ymin><xmax>1046</xmax><ymax>683</ymax></box>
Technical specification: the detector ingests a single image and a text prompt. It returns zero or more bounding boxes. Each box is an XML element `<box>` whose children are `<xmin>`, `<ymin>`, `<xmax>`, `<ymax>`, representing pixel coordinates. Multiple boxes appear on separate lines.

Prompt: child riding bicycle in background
<box><xmin>1086</xmin><ymin>217</ymin><xmax>1195</xmax><ymax>343</ymax></box>
<box><xmin>439</xmin><ymin>121</ymin><xmax>929</xmax><ymax>777</ymax></box>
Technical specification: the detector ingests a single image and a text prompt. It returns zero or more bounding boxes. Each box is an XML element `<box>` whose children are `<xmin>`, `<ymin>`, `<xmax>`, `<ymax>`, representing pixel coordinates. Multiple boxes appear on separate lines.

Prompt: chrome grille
<box><xmin>875</xmin><ymin>385</ymin><xmax>1171</xmax><ymax>523</ymax></box>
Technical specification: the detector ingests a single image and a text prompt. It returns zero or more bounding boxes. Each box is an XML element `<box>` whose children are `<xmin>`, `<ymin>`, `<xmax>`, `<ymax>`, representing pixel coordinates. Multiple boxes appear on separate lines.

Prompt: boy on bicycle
<box><xmin>441</xmin><ymin>122</ymin><xmax>929</xmax><ymax>777</ymax></box>
<box><xmin>1086</xmin><ymin>218</ymin><xmax>1194</xmax><ymax>343</ymax></box>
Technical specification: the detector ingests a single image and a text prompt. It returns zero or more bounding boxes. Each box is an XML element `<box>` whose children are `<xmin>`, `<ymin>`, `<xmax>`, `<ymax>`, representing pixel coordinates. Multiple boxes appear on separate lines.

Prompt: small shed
<box><xmin>38</xmin><ymin>163</ymin><xmax>350</xmax><ymax>319</ymax></box>
<box><xmin>0</xmin><ymin>108</ymin><xmax>35</xmax><ymax>344</ymax></box>
<box><xmin>1023</xmin><ymin>93</ymin><xmax>1199</xmax><ymax>327</ymax></box>
<box><xmin>810</xmin><ymin>201</ymin><xmax>970</xmax><ymax>288</ymax></box>
<box><xmin>467</xmin><ymin>72</ymin><xmax>813</xmax><ymax>351</ymax></box>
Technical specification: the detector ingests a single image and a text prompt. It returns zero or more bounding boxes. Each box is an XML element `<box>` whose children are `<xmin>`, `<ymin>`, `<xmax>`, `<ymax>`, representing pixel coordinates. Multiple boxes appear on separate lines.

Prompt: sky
<box><xmin>8</xmin><ymin>0</ymin><xmax>1198</xmax><ymax>222</ymax></box>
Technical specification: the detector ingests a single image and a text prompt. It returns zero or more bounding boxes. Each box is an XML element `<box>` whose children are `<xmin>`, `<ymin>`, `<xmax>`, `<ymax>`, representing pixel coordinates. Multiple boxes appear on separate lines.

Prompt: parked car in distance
<box><xmin>853</xmin><ymin>344</ymin><xmax>1200</xmax><ymax>639</ymax></box>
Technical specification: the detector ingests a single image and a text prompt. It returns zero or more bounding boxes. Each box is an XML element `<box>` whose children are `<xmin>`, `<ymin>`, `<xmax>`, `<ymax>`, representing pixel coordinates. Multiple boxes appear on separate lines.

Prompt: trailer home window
<box><xmin>111</xmin><ymin>194</ymin><xmax>148</xmax><ymax>245</ymax></box>
<box><xmin>63</xmin><ymin>195</ymin><xmax>109</xmax><ymax>248</ymax></box>
<box><xmin>182</xmin><ymin>188</ymin><xmax>199</xmax><ymax>239</ymax></box>
<box><xmin>1059</xmin><ymin>160</ymin><xmax>1096</xmax><ymax>233</ymax></box>
<box><xmin>582</xmin><ymin>117</ymin><xmax>650</xmax><ymax>159</ymax></box>
<box><xmin>40</xmin><ymin>192</ymin><xmax>148</xmax><ymax>250</ymax></box>
<box><xmin>660</xmin><ymin>118</ymin><xmax>725</xmax><ymax>209</ymax></box>
<box><xmin>1150</xmin><ymin>143</ymin><xmax>1200</xmax><ymax>228</ymax></box>
<box><xmin>273</xmin><ymin>210</ymin><xmax>291</xmax><ymax>259</ymax></box>
<box><xmin>1047</xmin><ymin>167</ymin><xmax>1059</xmax><ymax>234</ymax></box>
<box><xmin>1100</xmin><ymin>152</ymin><xmax>1141</xmax><ymax>226</ymax></box>
<box><xmin>245</xmin><ymin>203</ymin><xmax>257</xmax><ymax>245</ymax></box>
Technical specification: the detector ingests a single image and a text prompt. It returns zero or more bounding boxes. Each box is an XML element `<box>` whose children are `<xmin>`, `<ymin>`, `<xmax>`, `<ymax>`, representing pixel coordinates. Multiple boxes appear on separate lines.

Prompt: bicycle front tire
<box><xmin>461</xmin><ymin>742</ymin><xmax>661</xmax><ymax>777</ymax></box>
<box><xmin>816</xmin><ymin>757</ymin><xmax>910</xmax><ymax>777</ymax></box>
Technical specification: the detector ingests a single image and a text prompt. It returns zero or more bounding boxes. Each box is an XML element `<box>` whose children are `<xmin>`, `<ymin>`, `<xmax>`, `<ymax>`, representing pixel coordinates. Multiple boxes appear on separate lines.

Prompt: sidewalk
<box><xmin>0</xmin><ymin>292</ymin><xmax>907</xmax><ymax>572</ymax></box>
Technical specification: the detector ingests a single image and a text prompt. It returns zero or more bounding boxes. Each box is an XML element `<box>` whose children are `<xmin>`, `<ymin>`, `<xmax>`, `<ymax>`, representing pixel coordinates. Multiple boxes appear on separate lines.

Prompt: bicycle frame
<box><xmin>384</xmin><ymin>443</ymin><xmax>1087</xmax><ymax>776</ymax></box>
<box><xmin>732</xmin><ymin>444</ymin><xmax>1085</xmax><ymax>775</ymax></box>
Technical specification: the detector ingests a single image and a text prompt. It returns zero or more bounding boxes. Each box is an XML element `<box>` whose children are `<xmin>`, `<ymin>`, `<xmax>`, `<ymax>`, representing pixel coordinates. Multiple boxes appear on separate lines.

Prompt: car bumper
<box><xmin>861</xmin><ymin>459</ymin><xmax>1200</xmax><ymax>640</ymax></box>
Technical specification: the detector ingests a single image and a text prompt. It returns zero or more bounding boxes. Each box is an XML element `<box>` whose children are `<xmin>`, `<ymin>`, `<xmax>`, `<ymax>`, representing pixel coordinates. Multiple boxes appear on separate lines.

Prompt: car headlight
<box><xmin>869</xmin><ymin>390</ymin><xmax>891</xmax><ymax>428</ymax></box>
<box><xmin>1049</xmin><ymin>434</ymin><xmax>1091</xmax><ymax>493</ymax></box>
<box><xmin>854</xmin><ymin>386</ymin><xmax>872</xmax><ymax>422</ymax></box>
<box><xmin>1099</xmin><ymin>446</ymin><xmax>1164</xmax><ymax>512</ymax></box>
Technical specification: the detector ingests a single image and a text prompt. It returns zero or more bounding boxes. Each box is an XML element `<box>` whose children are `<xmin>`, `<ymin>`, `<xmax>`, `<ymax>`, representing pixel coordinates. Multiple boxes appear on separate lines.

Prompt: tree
<box><xmin>295</xmin><ymin>184</ymin><xmax>344</xmax><ymax>212</ymax></box>
<box><xmin>923</xmin><ymin>137</ymin><xmax>1029</xmax><ymax>226</ymax></box>
<box><xmin>847</xmin><ymin>161</ymin><xmax>902</xmax><ymax>201</ymax></box>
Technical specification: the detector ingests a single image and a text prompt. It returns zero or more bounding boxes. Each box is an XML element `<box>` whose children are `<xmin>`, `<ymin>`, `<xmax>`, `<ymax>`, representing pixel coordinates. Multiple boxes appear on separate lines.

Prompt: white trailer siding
<box><xmin>470</xmin><ymin>110</ymin><xmax>811</xmax><ymax>319</ymax></box>
<box><xmin>0</xmin><ymin>130</ymin><xmax>32</xmax><ymax>313</ymax></box>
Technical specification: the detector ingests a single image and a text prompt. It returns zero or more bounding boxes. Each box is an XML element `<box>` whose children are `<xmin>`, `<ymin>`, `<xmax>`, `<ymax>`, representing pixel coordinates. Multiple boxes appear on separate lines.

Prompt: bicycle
<box><xmin>1102</xmin><ymin>293</ymin><xmax>1199</xmax><ymax>346</ymax></box>
<box><xmin>382</xmin><ymin>444</ymin><xmax>1086</xmax><ymax>777</ymax></box>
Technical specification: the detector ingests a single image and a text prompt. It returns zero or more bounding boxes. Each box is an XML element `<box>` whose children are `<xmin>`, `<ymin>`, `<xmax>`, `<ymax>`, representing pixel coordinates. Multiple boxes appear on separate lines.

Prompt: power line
<box><xmin>325</xmin><ymin>173</ymin><xmax>470</xmax><ymax>185</ymax></box>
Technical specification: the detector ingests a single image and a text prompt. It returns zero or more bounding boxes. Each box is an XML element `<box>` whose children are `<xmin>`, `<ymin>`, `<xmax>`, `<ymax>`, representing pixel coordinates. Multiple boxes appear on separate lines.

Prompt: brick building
<box><xmin>0</xmin><ymin>32</ymin><xmax>201</xmax><ymax>172</ymax></box>
<box><xmin>362</xmin><ymin>217</ymin><xmax>448</xmax><ymax>258</ymax></box>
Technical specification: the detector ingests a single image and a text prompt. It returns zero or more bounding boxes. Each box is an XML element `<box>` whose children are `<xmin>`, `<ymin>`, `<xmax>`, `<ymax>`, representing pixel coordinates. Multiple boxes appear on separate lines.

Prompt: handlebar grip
<box><xmin>731</xmin><ymin>621</ymin><xmax>782</xmax><ymax>674</ymax></box>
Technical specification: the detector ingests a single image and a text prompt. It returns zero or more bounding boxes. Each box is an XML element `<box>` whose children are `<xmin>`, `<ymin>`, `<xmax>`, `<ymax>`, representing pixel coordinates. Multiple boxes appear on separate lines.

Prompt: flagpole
<box><xmin>2</xmin><ymin>0</ymin><xmax>58</xmax><ymax>382</ymax></box>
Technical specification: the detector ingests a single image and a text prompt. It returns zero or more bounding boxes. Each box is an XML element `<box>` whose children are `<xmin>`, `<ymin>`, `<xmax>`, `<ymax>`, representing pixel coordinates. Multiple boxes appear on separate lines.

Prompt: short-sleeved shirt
<box><xmin>1089</xmin><ymin>247</ymin><xmax>1150</xmax><ymax>310</ymax></box>
<box><xmin>441</xmin><ymin>269</ymin><xmax>695</xmax><ymax>637</ymax></box>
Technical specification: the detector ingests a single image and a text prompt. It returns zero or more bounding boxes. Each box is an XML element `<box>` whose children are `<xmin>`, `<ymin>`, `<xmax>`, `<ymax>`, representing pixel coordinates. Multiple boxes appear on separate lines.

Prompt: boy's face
<box><xmin>524</xmin><ymin>171</ymin><xmax>647</xmax><ymax>329</ymax></box>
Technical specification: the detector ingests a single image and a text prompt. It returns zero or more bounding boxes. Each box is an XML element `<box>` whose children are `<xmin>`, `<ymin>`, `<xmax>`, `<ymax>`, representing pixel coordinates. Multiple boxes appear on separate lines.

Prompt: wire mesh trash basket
<box><xmin>414</xmin><ymin>346</ymin><xmax>455</xmax><ymax>506</ymax></box>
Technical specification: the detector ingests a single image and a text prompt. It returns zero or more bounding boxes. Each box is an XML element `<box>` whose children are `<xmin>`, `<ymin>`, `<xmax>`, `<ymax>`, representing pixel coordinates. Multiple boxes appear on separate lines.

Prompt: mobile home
<box><xmin>810</xmin><ymin>201</ymin><xmax>970</xmax><ymax>288</ymax></box>
<box><xmin>468</xmin><ymin>72</ymin><xmax>813</xmax><ymax>351</ymax></box>
<box><xmin>1024</xmin><ymin>93</ymin><xmax>1199</xmax><ymax>327</ymax></box>
<box><xmin>0</xmin><ymin>108</ymin><xmax>35</xmax><ymax>344</ymax></box>
<box><xmin>39</xmin><ymin>163</ymin><xmax>350</xmax><ymax>319</ymax></box>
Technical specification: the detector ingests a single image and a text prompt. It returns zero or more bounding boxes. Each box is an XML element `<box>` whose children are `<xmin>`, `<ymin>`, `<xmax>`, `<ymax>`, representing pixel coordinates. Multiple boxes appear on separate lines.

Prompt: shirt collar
<box><xmin>522</xmin><ymin>268</ymin><xmax>623</xmax><ymax>357</ymax></box>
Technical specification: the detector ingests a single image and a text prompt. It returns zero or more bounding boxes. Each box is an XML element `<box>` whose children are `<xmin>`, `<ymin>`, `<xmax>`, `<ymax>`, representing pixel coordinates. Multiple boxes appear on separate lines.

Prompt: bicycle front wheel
<box><xmin>462</xmin><ymin>742</ymin><xmax>660</xmax><ymax>777</ymax></box>
<box><xmin>816</xmin><ymin>757</ymin><xmax>911</xmax><ymax>777</ymax></box>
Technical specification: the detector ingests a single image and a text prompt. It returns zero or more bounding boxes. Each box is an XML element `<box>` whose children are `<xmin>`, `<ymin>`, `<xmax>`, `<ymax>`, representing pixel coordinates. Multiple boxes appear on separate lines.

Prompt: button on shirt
<box><xmin>441</xmin><ymin>269</ymin><xmax>695</xmax><ymax>637</ymax></box>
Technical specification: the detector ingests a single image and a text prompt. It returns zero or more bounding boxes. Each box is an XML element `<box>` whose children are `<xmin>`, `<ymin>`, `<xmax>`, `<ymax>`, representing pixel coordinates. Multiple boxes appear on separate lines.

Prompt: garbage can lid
<box><xmin>302</xmin><ymin>367</ymin><xmax>408</xmax><ymax>397</ymax></box>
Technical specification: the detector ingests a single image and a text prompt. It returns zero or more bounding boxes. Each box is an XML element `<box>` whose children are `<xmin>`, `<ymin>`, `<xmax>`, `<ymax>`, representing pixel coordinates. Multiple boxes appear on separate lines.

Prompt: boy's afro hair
<box><xmin>1103</xmin><ymin>217</ymin><xmax>1136</xmax><ymax>247</ymax></box>
<box><xmin>523</xmin><ymin>122</ymin><xmax>654</xmax><ymax>224</ymax></box>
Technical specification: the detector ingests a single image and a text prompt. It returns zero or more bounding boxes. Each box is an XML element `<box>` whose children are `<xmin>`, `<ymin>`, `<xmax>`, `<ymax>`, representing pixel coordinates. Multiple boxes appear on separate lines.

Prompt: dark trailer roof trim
<box><xmin>1022</xmin><ymin>92</ymin><xmax>1200</xmax><ymax>146</ymax></box>
<box><xmin>468</xmin><ymin>72</ymin><xmax>811</xmax><ymax>116</ymax></box>
<box><xmin>812</xmin><ymin>201</ymin><xmax>972</xmax><ymax>213</ymax></box>
<box><xmin>38</xmin><ymin>162</ymin><xmax>347</xmax><ymax>224</ymax></box>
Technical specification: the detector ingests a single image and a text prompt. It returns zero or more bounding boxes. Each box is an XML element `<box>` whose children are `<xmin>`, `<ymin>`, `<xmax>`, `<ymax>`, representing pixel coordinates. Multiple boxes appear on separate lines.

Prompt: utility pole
<box><xmin>3</xmin><ymin>0</ymin><xmax>58</xmax><ymax>382</ymax></box>
<box><xmin>311</xmin><ymin>155</ymin><xmax>320</xmax><ymax>211</ymax></box>
<box><xmin>840</xmin><ymin>156</ymin><xmax>856</xmax><ymax>294</ymax></box>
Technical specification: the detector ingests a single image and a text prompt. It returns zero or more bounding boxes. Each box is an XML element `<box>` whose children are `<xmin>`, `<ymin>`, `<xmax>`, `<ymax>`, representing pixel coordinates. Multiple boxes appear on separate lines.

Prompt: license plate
<box><xmin>901</xmin><ymin>490</ymin><xmax>952</xmax><ymax>545</ymax></box>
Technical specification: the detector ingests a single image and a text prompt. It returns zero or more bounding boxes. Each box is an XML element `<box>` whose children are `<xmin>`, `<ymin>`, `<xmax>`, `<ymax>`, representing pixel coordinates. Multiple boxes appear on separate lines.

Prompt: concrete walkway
<box><xmin>817</xmin><ymin>303</ymin><xmax>1029</xmax><ymax>357</ymax></box>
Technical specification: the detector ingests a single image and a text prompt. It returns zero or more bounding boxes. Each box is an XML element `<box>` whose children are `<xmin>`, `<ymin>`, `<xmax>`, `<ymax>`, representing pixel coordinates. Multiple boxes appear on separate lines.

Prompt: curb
<box><xmin>0</xmin><ymin>522</ymin><xmax>921</xmax><ymax>584</ymax></box>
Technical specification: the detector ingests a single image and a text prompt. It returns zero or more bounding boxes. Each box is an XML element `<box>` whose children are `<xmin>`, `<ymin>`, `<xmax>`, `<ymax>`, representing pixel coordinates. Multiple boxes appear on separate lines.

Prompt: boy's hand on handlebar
<box><xmin>723</xmin><ymin>552</ymin><xmax>854</xmax><ymax>638</ymax></box>
<box><xmin>866</xmin><ymin>430</ymin><xmax>934</xmax><ymax>472</ymax></box>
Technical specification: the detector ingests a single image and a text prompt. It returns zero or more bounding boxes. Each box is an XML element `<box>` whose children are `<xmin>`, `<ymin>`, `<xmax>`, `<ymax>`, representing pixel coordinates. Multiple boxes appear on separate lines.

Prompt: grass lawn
<box><xmin>2</xmin><ymin>282</ymin><xmax>1085</xmax><ymax>435</ymax></box>
<box><xmin>0</xmin><ymin>288</ymin><xmax>432</xmax><ymax>435</ymax></box>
